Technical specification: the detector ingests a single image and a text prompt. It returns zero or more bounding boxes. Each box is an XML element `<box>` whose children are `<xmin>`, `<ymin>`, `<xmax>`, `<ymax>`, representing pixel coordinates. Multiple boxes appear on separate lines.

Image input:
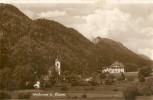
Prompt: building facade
<box><xmin>102</xmin><ymin>61</ymin><xmax>125</xmax><ymax>73</ymax></box>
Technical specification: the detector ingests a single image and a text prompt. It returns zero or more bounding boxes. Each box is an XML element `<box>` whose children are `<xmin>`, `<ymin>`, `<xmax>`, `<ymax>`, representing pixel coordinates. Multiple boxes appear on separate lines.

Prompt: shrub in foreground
<box><xmin>81</xmin><ymin>94</ymin><xmax>87</xmax><ymax>98</ymax></box>
<box><xmin>89</xmin><ymin>81</ymin><xmax>99</xmax><ymax>86</ymax></box>
<box><xmin>18</xmin><ymin>92</ymin><xmax>31</xmax><ymax>99</ymax></box>
<box><xmin>71</xmin><ymin>81</ymin><xmax>90</xmax><ymax>87</ymax></box>
<box><xmin>84</xmin><ymin>87</ymin><xmax>95</xmax><ymax>91</ymax></box>
<box><xmin>141</xmin><ymin>77</ymin><xmax>153</xmax><ymax>95</ymax></box>
<box><xmin>123</xmin><ymin>86</ymin><xmax>140</xmax><ymax>100</ymax></box>
<box><xmin>113</xmin><ymin>88</ymin><xmax>119</xmax><ymax>91</ymax></box>
<box><xmin>60</xmin><ymin>85</ymin><xmax>69</xmax><ymax>91</ymax></box>
<box><xmin>0</xmin><ymin>92</ymin><xmax>12</xmax><ymax>99</ymax></box>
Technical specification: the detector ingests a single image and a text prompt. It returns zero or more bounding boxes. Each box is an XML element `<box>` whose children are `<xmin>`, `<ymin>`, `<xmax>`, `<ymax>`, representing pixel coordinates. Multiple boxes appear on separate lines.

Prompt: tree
<box><xmin>11</xmin><ymin>36</ymin><xmax>49</xmax><ymax>75</ymax></box>
<box><xmin>13</xmin><ymin>65</ymin><xmax>35</xmax><ymax>89</ymax></box>
<box><xmin>0</xmin><ymin>37</ymin><xmax>11</xmax><ymax>69</ymax></box>
<box><xmin>117</xmin><ymin>72</ymin><xmax>125</xmax><ymax>84</ymax></box>
<box><xmin>139</xmin><ymin>75</ymin><xmax>145</xmax><ymax>86</ymax></box>
<box><xmin>120</xmin><ymin>72</ymin><xmax>125</xmax><ymax>80</ymax></box>
<box><xmin>70</xmin><ymin>72</ymin><xmax>78</xmax><ymax>82</ymax></box>
<box><xmin>127</xmin><ymin>76</ymin><xmax>134</xmax><ymax>85</ymax></box>
<box><xmin>141</xmin><ymin>77</ymin><xmax>153</xmax><ymax>95</ymax></box>
<box><xmin>107</xmin><ymin>73</ymin><xmax>115</xmax><ymax>80</ymax></box>
<box><xmin>99</xmin><ymin>73</ymin><xmax>106</xmax><ymax>85</ymax></box>
<box><xmin>138</xmin><ymin>67</ymin><xmax>152</xmax><ymax>78</ymax></box>
<box><xmin>82</xmin><ymin>70</ymin><xmax>90</xmax><ymax>79</ymax></box>
<box><xmin>62</xmin><ymin>70</ymin><xmax>71</xmax><ymax>83</ymax></box>
<box><xmin>48</xmin><ymin>66</ymin><xmax>58</xmax><ymax>87</ymax></box>
<box><xmin>123</xmin><ymin>86</ymin><xmax>140</xmax><ymax>100</ymax></box>
<box><xmin>0</xmin><ymin>67</ymin><xmax>13</xmax><ymax>89</ymax></box>
<box><xmin>104</xmin><ymin>73</ymin><xmax>115</xmax><ymax>85</ymax></box>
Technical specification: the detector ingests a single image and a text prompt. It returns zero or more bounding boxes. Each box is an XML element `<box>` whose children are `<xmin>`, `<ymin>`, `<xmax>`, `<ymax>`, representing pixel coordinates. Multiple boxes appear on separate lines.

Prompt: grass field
<box><xmin>1</xmin><ymin>72</ymin><xmax>152</xmax><ymax>100</ymax></box>
<box><xmin>1</xmin><ymin>85</ymin><xmax>126</xmax><ymax>99</ymax></box>
<box><xmin>1</xmin><ymin>84</ymin><xmax>153</xmax><ymax>100</ymax></box>
<box><xmin>2</xmin><ymin>85</ymin><xmax>153</xmax><ymax>100</ymax></box>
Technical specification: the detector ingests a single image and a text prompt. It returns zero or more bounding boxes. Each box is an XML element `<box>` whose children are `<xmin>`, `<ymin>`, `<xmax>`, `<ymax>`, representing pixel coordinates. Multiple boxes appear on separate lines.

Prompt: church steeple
<box><xmin>55</xmin><ymin>57</ymin><xmax>61</xmax><ymax>75</ymax></box>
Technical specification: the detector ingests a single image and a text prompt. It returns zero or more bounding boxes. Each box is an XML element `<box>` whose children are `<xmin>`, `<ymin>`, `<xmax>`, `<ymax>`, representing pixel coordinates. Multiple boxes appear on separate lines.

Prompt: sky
<box><xmin>1</xmin><ymin>0</ymin><xmax>153</xmax><ymax>60</ymax></box>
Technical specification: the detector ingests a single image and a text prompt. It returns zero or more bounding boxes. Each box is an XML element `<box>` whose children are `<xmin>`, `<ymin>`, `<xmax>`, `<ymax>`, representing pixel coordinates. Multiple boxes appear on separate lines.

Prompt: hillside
<box><xmin>92</xmin><ymin>37</ymin><xmax>152</xmax><ymax>71</ymax></box>
<box><xmin>0</xmin><ymin>3</ymin><xmax>152</xmax><ymax>75</ymax></box>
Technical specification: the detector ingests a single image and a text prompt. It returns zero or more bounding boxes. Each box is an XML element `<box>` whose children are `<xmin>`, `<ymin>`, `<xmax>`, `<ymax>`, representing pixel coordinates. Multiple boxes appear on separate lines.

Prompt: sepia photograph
<box><xmin>0</xmin><ymin>0</ymin><xmax>153</xmax><ymax>100</ymax></box>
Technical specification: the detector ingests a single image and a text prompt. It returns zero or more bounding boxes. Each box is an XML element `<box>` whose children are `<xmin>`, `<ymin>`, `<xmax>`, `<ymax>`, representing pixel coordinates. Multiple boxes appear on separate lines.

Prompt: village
<box><xmin>0</xmin><ymin>56</ymin><xmax>152</xmax><ymax>100</ymax></box>
<box><xmin>33</xmin><ymin>58</ymin><xmax>126</xmax><ymax>89</ymax></box>
<box><xmin>17</xmin><ymin>58</ymin><xmax>152</xmax><ymax>100</ymax></box>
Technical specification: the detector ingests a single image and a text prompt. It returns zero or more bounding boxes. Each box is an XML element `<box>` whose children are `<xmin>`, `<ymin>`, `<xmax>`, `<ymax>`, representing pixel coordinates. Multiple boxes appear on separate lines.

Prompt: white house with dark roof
<box><xmin>102</xmin><ymin>61</ymin><xmax>125</xmax><ymax>73</ymax></box>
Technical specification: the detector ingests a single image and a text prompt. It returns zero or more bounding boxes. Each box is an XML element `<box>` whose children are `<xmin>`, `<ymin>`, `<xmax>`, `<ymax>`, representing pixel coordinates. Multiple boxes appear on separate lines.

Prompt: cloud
<box><xmin>74</xmin><ymin>8</ymin><xmax>131</xmax><ymax>39</ymax></box>
<box><xmin>22</xmin><ymin>10</ymin><xmax>36</xmax><ymax>19</ymax></box>
<box><xmin>138</xmin><ymin>49</ymin><xmax>153</xmax><ymax>60</ymax></box>
<box><xmin>38</xmin><ymin>10</ymin><xmax>67</xmax><ymax>18</ymax></box>
<box><xmin>72</xmin><ymin>7</ymin><xmax>153</xmax><ymax>60</ymax></box>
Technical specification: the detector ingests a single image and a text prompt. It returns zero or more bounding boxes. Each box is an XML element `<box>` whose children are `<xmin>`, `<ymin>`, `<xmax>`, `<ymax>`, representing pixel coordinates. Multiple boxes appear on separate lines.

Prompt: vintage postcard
<box><xmin>0</xmin><ymin>0</ymin><xmax>153</xmax><ymax>100</ymax></box>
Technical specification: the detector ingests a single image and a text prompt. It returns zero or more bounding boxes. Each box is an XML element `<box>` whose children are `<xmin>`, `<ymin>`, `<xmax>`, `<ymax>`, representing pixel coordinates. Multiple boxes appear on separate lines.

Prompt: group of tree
<box><xmin>99</xmin><ymin>72</ymin><xmax>125</xmax><ymax>85</ymax></box>
<box><xmin>138</xmin><ymin>67</ymin><xmax>152</xmax><ymax>85</ymax></box>
<box><xmin>123</xmin><ymin>66</ymin><xmax>153</xmax><ymax>100</ymax></box>
<box><xmin>123</xmin><ymin>77</ymin><xmax>153</xmax><ymax>100</ymax></box>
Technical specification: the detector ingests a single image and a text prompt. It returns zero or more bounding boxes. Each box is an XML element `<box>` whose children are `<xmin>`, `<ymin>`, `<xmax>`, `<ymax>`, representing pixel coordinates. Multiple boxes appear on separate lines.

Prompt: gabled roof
<box><xmin>109</xmin><ymin>61</ymin><xmax>124</xmax><ymax>68</ymax></box>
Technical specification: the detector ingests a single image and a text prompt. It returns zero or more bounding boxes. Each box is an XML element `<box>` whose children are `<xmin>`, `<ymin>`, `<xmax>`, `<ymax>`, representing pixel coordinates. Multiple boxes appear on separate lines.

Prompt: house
<box><xmin>34</xmin><ymin>81</ymin><xmax>40</xmax><ymax>89</ymax></box>
<box><xmin>102</xmin><ymin>61</ymin><xmax>125</xmax><ymax>73</ymax></box>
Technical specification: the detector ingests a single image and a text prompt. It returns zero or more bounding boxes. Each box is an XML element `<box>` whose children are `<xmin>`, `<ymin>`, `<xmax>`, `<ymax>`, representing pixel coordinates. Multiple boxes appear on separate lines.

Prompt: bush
<box><xmin>89</xmin><ymin>81</ymin><xmax>99</xmax><ymax>86</ymax></box>
<box><xmin>60</xmin><ymin>86</ymin><xmax>68</xmax><ymax>91</ymax></box>
<box><xmin>105</xmin><ymin>79</ymin><xmax>115</xmax><ymax>85</ymax></box>
<box><xmin>72</xmin><ymin>96</ymin><xmax>78</xmax><ymax>98</ymax></box>
<box><xmin>75</xmin><ymin>87</ymin><xmax>80</xmax><ymax>91</ymax></box>
<box><xmin>0</xmin><ymin>92</ymin><xmax>12</xmax><ymax>99</ymax></box>
<box><xmin>71</xmin><ymin>81</ymin><xmax>79</xmax><ymax>87</ymax></box>
<box><xmin>81</xmin><ymin>94</ymin><xmax>87</xmax><ymax>98</ymax></box>
<box><xmin>84</xmin><ymin>87</ymin><xmax>95</xmax><ymax>91</ymax></box>
<box><xmin>123</xmin><ymin>86</ymin><xmax>140</xmax><ymax>100</ymax></box>
<box><xmin>71</xmin><ymin>81</ymin><xmax>90</xmax><ymax>87</ymax></box>
<box><xmin>140</xmin><ymin>85</ymin><xmax>153</xmax><ymax>96</ymax></box>
<box><xmin>113</xmin><ymin>88</ymin><xmax>119</xmax><ymax>91</ymax></box>
<box><xmin>84</xmin><ymin>87</ymin><xmax>90</xmax><ymax>91</ymax></box>
<box><xmin>90</xmin><ymin>86</ymin><xmax>95</xmax><ymax>90</ymax></box>
<box><xmin>140</xmin><ymin>77</ymin><xmax>153</xmax><ymax>95</ymax></box>
<box><xmin>18</xmin><ymin>92</ymin><xmax>31</xmax><ymax>99</ymax></box>
<box><xmin>79</xmin><ymin>81</ymin><xmax>90</xmax><ymax>86</ymax></box>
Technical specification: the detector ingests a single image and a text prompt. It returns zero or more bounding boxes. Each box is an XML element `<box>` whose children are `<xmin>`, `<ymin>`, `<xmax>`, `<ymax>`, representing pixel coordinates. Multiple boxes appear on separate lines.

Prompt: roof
<box><xmin>48</xmin><ymin>65</ymin><xmax>55</xmax><ymax>71</ymax></box>
<box><xmin>109</xmin><ymin>61</ymin><xmax>124</xmax><ymax>68</ymax></box>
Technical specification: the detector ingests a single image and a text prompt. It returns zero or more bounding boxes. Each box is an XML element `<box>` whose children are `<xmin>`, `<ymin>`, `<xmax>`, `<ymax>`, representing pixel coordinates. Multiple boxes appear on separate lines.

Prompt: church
<box><xmin>102</xmin><ymin>61</ymin><xmax>125</xmax><ymax>73</ymax></box>
<box><xmin>34</xmin><ymin>58</ymin><xmax>61</xmax><ymax>89</ymax></box>
<box><xmin>48</xmin><ymin>57</ymin><xmax>61</xmax><ymax>77</ymax></box>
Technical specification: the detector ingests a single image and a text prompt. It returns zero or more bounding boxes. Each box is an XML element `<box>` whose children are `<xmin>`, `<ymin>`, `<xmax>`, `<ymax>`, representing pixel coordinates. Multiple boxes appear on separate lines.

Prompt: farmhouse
<box><xmin>102</xmin><ymin>61</ymin><xmax>125</xmax><ymax>73</ymax></box>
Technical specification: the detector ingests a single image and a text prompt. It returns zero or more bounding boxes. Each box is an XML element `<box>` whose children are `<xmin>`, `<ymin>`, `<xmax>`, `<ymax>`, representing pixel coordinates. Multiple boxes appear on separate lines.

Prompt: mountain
<box><xmin>0</xmin><ymin>4</ymin><xmax>152</xmax><ymax>75</ymax></box>
<box><xmin>92</xmin><ymin>37</ymin><xmax>152</xmax><ymax>71</ymax></box>
<box><xmin>139</xmin><ymin>54</ymin><xmax>151</xmax><ymax>60</ymax></box>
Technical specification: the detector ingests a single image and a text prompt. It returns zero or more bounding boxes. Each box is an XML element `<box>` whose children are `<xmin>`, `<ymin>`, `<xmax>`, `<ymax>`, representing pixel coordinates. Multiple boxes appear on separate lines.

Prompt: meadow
<box><xmin>1</xmin><ymin>72</ymin><xmax>152</xmax><ymax>100</ymax></box>
<box><xmin>2</xmin><ymin>84</ymin><xmax>152</xmax><ymax>100</ymax></box>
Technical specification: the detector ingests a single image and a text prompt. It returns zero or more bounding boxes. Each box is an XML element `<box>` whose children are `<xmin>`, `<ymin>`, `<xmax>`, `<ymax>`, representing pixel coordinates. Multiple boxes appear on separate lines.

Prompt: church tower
<box><xmin>55</xmin><ymin>57</ymin><xmax>61</xmax><ymax>75</ymax></box>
